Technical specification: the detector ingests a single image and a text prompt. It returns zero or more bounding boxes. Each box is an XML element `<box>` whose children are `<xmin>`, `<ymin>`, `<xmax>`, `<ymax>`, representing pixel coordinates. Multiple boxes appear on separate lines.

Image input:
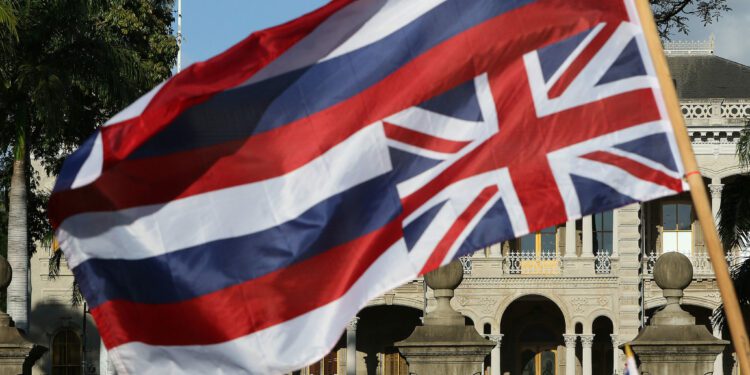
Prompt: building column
<box><xmin>347</xmin><ymin>317</ymin><xmax>359</xmax><ymax>375</ymax></box>
<box><xmin>565</xmin><ymin>221</ymin><xmax>577</xmax><ymax>258</ymax></box>
<box><xmin>580</xmin><ymin>334</ymin><xmax>594</xmax><ymax>375</ymax></box>
<box><xmin>610</xmin><ymin>334</ymin><xmax>619</xmax><ymax>375</ymax></box>
<box><xmin>713</xmin><ymin>325</ymin><xmax>724</xmax><ymax>375</ymax></box>
<box><xmin>563</xmin><ymin>334</ymin><xmax>577</xmax><ymax>375</ymax></box>
<box><xmin>709</xmin><ymin>183</ymin><xmax>723</xmax><ymax>224</ymax></box>
<box><xmin>611</xmin><ymin>209</ymin><xmax>619</xmax><ymax>257</ymax></box>
<box><xmin>582</xmin><ymin>216</ymin><xmax>594</xmax><ymax>256</ymax></box>
<box><xmin>488</xmin><ymin>334</ymin><xmax>503</xmax><ymax>375</ymax></box>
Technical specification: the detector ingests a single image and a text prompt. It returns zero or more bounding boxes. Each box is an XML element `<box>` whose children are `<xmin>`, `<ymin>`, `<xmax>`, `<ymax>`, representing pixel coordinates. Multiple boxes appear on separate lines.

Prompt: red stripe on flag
<box><xmin>580</xmin><ymin>150</ymin><xmax>683</xmax><ymax>192</ymax></box>
<box><xmin>419</xmin><ymin>185</ymin><xmax>498</xmax><ymax>274</ymax></box>
<box><xmin>547</xmin><ymin>23</ymin><xmax>618</xmax><ymax>99</ymax></box>
<box><xmin>93</xmin><ymin>218</ymin><xmax>405</xmax><ymax>349</ymax></box>
<box><xmin>99</xmin><ymin>0</ymin><xmax>356</xmax><ymax>165</ymax></box>
<box><xmin>383</xmin><ymin>122</ymin><xmax>470</xmax><ymax>154</ymax></box>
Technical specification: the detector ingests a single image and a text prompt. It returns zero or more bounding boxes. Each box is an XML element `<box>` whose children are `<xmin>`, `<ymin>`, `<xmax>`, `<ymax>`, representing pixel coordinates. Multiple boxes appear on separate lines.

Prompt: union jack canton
<box><xmin>48</xmin><ymin>0</ymin><xmax>685</xmax><ymax>373</ymax></box>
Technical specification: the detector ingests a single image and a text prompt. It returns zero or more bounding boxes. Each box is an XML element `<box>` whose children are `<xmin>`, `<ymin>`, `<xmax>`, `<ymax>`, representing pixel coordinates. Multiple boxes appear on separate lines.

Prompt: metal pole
<box><xmin>639</xmin><ymin>204</ymin><xmax>645</xmax><ymax>329</ymax></box>
<box><xmin>82</xmin><ymin>302</ymin><xmax>87</xmax><ymax>375</ymax></box>
<box><xmin>177</xmin><ymin>0</ymin><xmax>182</xmax><ymax>73</ymax></box>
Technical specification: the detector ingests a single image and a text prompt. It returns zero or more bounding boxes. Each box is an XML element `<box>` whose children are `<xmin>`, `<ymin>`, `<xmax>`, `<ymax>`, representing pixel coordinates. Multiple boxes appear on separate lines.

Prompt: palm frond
<box><xmin>70</xmin><ymin>280</ymin><xmax>83</xmax><ymax>306</ymax></box>
<box><xmin>712</xmin><ymin>258</ymin><xmax>750</xmax><ymax>330</ymax></box>
<box><xmin>717</xmin><ymin>175</ymin><xmax>750</xmax><ymax>250</ymax></box>
<box><xmin>47</xmin><ymin>248</ymin><xmax>61</xmax><ymax>280</ymax></box>
<box><xmin>738</xmin><ymin>122</ymin><xmax>750</xmax><ymax>169</ymax></box>
<box><xmin>0</xmin><ymin>0</ymin><xmax>17</xmax><ymax>39</ymax></box>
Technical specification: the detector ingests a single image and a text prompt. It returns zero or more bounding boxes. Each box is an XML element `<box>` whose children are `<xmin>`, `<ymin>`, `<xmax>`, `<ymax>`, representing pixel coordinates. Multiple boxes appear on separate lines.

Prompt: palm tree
<box><xmin>1</xmin><ymin>0</ymin><xmax>177</xmax><ymax>330</ymax></box>
<box><xmin>0</xmin><ymin>0</ymin><xmax>17</xmax><ymax>39</ymax></box>
<box><xmin>713</xmin><ymin>123</ymin><xmax>750</xmax><ymax>333</ymax></box>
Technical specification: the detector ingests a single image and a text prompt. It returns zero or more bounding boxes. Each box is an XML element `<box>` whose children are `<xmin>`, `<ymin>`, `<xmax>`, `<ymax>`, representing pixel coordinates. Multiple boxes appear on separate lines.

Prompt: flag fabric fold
<box><xmin>49</xmin><ymin>0</ymin><xmax>685</xmax><ymax>373</ymax></box>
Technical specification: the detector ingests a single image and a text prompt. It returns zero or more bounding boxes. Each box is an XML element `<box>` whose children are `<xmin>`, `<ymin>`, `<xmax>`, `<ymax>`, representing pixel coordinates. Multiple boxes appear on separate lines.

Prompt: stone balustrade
<box><xmin>644</xmin><ymin>249</ymin><xmax>750</xmax><ymax>278</ymax></box>
<box><xmin>458</xmin><ymin>250</ymin><xmax>616</xmax><ymax>276</ymax></box>
<box><xmin>681</xmin><ymin>99</ymin><xmax>750</xmax><ymax>119</ymax></box>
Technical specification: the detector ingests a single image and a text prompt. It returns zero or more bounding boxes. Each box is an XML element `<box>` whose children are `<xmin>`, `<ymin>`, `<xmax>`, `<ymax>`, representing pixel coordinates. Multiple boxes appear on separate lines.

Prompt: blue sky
<box><xmin>178</xmin><ymin>0</ymin><xmax>750</xmax><ymax>68</ymax></box>
<box><xmin>178</xmin><ymin>1</ymin><xmax>327</xmax><ymax>68</ymax></box>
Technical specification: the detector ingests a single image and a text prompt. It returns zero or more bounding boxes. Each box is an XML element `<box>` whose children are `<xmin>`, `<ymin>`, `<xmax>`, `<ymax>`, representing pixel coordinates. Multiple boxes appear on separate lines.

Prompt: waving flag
<box><xmin>624</xmin><ymin>344</ymin><xmax>641</xmax><ymax>375</ymax></box>
<box><xmin>48</xmin><ymin>0</ymin><xmax>685</xmax><ymax>373</ymax></box>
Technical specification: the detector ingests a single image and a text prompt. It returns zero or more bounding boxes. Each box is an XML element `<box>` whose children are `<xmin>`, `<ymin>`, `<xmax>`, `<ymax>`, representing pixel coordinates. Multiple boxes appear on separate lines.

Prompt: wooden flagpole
<box><xmin>634</xmin><ymin>0</ymin><xmax>750</xmax><ymax>373</ymax></box>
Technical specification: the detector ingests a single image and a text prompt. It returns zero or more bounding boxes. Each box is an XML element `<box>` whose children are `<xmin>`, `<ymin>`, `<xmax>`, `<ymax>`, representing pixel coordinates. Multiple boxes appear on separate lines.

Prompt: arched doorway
<box><xmin>51</xmin><ymin>329</ymin><xmax>82</xmax><ymax>375</ymax></box>
<box><xmin>591</xmin><ymin>316</ymin><xmax>613</xmax><ymax>375</ymax></box>
<box><xmin>357</xmin><ymin>305</ymin><xmax>422</xmax><ymax>375</ymax></box>
<box><xmin>297</xmin><ymin>305</ymin><xmax>422</xmax><ymax>375</ymax></box>
<box><xmin>501</xmin><ymin>295</ymin><xmax>566</xmax><ymax>375</ymax></box>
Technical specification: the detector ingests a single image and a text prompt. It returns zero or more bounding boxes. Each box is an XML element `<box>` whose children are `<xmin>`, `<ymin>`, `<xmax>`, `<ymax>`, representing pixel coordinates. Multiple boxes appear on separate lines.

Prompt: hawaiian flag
<box><xmin>49</xmin><ymin>0</ymin><xmax>684</xmax><ymax>373</ymax></box>
<box><xmin>624</xmin><ymin>344</ymin><xmax>640</xmax><ymax>375</ymax></box>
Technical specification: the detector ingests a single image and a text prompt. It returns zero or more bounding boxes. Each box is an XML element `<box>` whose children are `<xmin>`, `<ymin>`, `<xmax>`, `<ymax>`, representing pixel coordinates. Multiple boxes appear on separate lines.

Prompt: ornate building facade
<box><xmin>27</xmin><ymin>39</ymin><xmax>750</xmax><ymax>375</ymax></box>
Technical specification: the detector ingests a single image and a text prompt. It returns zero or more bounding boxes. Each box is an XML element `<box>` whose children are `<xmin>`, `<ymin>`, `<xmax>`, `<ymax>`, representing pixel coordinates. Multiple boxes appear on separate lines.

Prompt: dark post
<box><xmin>82</xmin><ymin>302</ymin><xmax>87</xmax><ymax>375</ymax></box>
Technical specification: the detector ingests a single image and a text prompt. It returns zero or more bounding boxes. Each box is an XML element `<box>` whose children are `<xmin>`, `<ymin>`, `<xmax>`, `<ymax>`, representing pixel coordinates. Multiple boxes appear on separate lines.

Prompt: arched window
<box><xmin>52</xmin><ymin>329</ymin><xmax>82</xmax><ymax>375</ymax></box>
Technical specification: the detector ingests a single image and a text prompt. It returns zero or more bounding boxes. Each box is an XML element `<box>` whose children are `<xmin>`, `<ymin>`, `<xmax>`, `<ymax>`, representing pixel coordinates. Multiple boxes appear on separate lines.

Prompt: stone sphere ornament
<box><xmin>653</xmin><ymin>251</ymin><xmax>693</xmax><ymax>291</ymax></box>
<box><xmin>424</xmin><ymin>261</ymin><xmax>463</xmax><ymax>290</ymax></box>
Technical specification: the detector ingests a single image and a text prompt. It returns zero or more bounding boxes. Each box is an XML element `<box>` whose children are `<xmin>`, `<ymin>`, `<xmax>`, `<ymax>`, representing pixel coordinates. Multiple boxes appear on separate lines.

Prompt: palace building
<box><xmin>28</xmin><ymin>38</ymin><xmax>750</xmax><ymax>375</ymax></box>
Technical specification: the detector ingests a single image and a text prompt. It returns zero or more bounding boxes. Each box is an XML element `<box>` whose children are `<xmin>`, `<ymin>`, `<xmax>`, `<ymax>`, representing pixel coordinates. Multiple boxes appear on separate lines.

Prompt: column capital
<box><xmin>486</xmin><ymin>334</ymin><xmax>503</xmax><ymax>346</ymax></box>
<box><xmin>709</xmin><ymin>183</ymin><xmax>724</xmax><ymax>198</ymax></box>
<box><xmin>580</xmin><ymin>334</ymin><xmax>595</xmax><ymax>348</ymax></box>
<box><xmin>610</xmin><ymin>334</ymin><xmax>619</xmax><ymax>346</ymax></box>
<box><xmin>347</xmin><ymin>317</ymin><xmax>360</xmax><ymax>331</ymax></box>
<box><xmin>563</xmin><ymin>334</ymin><xmax>578</xmax><ymax>347</ymax></box>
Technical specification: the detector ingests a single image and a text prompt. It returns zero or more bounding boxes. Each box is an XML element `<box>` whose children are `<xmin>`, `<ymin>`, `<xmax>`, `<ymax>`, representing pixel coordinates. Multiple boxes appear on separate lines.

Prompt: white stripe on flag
<box><xmin>245</xmin><ymin>0</ymin><xmax>446</xmax><ymax>86</ymax></box>
<box><xmin>70</xmin><ymin>132</ymin><xmax>103</xmax><ymax>189</ymax></box>
<box><xmin>104</xmin><ymin>81</ymin><xmax>167</xmax><ymax>126</ymax></box>
<box><xmin>107</xmin><ymin>239</ymin><xmax>417</xmax><ymax>375</ymax></box>
<box><xmin>384</xmin><ymin>107</ymin><xmax>487</xmax><ymax>142</ymax></box>
<box><xmin>58</xmin><ymin>123</ymin><xmax>392</xmax><ymax>268</ymax></box>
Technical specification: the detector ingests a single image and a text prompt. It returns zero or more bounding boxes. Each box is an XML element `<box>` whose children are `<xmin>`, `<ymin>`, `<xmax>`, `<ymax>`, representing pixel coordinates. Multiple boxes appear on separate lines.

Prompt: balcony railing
<box><xmin>504</xmin><ymin>250</ymin><xmax>562</xmax><ymax>275</ymax></box>
<box><xmin>458</xmin><ymin>255</ymin><xmax>472</xmax><ymax>274</ymax></box>
<box><xmin>644</xmin><ymin>250</ymin><xmax>750</xmax><ymax>276</ymax></box>
<box><xmin>595</xmin><ymin>250</ymin><xmax>612</xmax><ymax>274</ymax></box>
<box><xmin>457</xmin><ymin>250</ymin><xmax>615</xmax><ymax>276</ymax></box>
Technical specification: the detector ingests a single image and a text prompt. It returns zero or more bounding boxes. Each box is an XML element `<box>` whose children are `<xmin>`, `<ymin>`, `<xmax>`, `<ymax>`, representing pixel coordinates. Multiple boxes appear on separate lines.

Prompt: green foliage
<box><xmin>713</xmin><ymin>121</ymin><xmax>750</xmax><ymax>330</ymax></box>
<box><xmin>0</xmin><ymin>0</ymin><xmax>17</xmax><ymax>41</ymax></box>
<box><xmin>0</xmin><ymin>0</ymin><xmax>177</xmax><ymax>252</ymax></box>
<box><xmin>651</xmin><ymin>0</ymin><xmax>730</xmax><ymax>38</ymax></box>
<box><xmin>738</xmin><ymin>123</ymin><xmax>750</xmax><ymax>170</ymax></box>
<box><xmin>717</xmin><ymin>175</ymin><xmax>750</xmax><ymax>251</ymax></box>
<box><xmin>712</xmin><ymin>260</ymin><xmax>750</xmax><ymax>331</ymax></box>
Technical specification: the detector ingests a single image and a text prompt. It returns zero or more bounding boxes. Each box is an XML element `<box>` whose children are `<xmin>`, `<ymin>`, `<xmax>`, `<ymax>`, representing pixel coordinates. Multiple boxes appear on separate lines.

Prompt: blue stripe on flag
<box><xmin>596</xmin><ymin>38</ymin><xmax>646</xmax><ymax>86</ymax></box>
<box><xmin>537</xmin><ymin>28</ymin><xmax>593</xmax><ymax>83</ymax></box>
<box><xmin>74</xmin><ymin>173</ymin><xmax>403</xmax><ymax>308</ymax></box>
<box><xmin>53</xmin><ymin>132</ymin><xmax>98</xmax><ymax>192</ymax></box>
<box><xmin>403</xmin><ymin>200</ymin><xmax>447</xmax><ymax>251</ymax></box>
<box><xmin>417</xmin><ymin>79</ymin><xmax>483</xmax><ymax>121</ymax></box>
<box><xmin>571</xmin><ymin>175</ymin><xmax>636</xmax><ymax>217</ymax></box>
<box><xmin>613</xmin><ymin>133</ymin><xmax>679</xmax><ymax>172</ymax></box>
<box><xmin>457</xmin><ymin>198</ymin><xmax>515</xmax><ymax>256</ymax></box>
<box><xmin>128</xmin><ymin>0</ymin><xmax>534</xmax><ymax>159</ymax></box>
<box><xmin>388</xmin><ymin>147</ymin><xmax>442</xmax><ymax>185</ymax></box>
